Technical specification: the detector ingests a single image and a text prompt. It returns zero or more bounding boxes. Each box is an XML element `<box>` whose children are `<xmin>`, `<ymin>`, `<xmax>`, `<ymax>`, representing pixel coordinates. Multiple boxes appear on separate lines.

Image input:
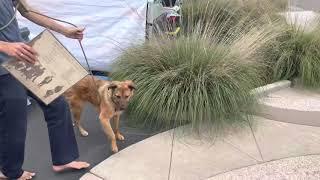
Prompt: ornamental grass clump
<box><xmin>262</xmin><ymin>23</ymin><xmax>320</xmax><ymax>88</ymax></box>
<box><xmin>181</xmin><ymin>0</ymin><xmax>288</xmax><ymax>40</ymax></box>
<box><xmin>111</xmin><ymin>23</ymin><xmax>278</xmax><ymax>132</ymax></box>
<box><xmin>300</xmin><ymin>30</ymin><xmax>320</xmax><ymax>88</ymax></box>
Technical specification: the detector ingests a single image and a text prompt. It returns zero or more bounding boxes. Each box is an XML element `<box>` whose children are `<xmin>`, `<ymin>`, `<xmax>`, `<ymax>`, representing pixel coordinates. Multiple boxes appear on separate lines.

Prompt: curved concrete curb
<box><xmin>250</xmin><ymin>80</ymin><xmax>291</xmax><ymax>98</ymax></box>
<box><xmin>258</xmin><ymin>87</ymin><xmax>320</xmax><ymax>126</ymax></box>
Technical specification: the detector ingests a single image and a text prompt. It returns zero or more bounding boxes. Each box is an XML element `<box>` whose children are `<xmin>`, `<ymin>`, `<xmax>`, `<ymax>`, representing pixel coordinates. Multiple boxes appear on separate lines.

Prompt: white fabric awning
<box><xmin>17</xmin><ymin>0</ymin><xmax>146</xmax><ymax>72</ymax></box>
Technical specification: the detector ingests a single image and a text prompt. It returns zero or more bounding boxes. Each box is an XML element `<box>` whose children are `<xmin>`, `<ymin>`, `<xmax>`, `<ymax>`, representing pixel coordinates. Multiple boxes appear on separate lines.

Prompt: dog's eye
<box><xmin>116</xmin><ymin>95</ymin><xmax>121</xmax><ymax>99</ymax></box>
<box><xmin>125</xmin><ymin>96</ymin><xmax>129</xmax><ymax>99</ymax></box>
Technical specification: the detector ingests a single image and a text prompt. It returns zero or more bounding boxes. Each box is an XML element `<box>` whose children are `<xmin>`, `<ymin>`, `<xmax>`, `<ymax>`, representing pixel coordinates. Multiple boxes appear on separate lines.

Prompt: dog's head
<box><xmin>108</xmin><ymin>80</ymin><xmax>136</xmax><ymax>111</ymax></box>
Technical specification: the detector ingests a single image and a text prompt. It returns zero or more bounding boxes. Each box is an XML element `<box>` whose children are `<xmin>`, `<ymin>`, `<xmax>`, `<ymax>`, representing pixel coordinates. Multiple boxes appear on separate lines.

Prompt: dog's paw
<box><xmin>80</xmin><ymin>130</ymin><xmax>89</xmax><ymax>137</ymax></box>
<box><xmin>116</xmin><ymin>133</ymin><xmax>125</xmax><ymax>141</ymax></box>
<box><xmin>111</xmin><ymin>145</ymin><xmax>119</xmax><ymax>153</ymax></box>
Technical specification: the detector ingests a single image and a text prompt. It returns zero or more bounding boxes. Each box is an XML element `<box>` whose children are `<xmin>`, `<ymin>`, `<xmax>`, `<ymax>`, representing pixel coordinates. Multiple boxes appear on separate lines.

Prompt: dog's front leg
<box><xmin>99</xmin><ymin>113</ymin><xmax>118</xmax><ymax>153</ymax></box>
<box><xmin>113</xmin><ymin>113</ymin><xmax>124</xmax><ymax>141</ymax></box>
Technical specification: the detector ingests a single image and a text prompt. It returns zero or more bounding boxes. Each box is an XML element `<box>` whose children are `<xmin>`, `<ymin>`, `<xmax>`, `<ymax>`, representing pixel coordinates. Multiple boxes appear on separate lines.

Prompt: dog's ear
<box><xmin>108</xmin><ymin>83</ymin><xmax>118</xmax><ymax>90</ymax></box>
<box><xmin>125</xmin><ymin>80</ymin><xmax>136</xmax><ymax>91</ymax></box>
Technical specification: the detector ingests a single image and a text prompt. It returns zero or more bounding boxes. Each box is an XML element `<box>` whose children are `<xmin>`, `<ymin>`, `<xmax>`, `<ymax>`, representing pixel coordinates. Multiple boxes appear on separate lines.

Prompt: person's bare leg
<box><xmin>52</xmin><ymin>161</ymin><xmax>90</xmax><ymax>172</ymax></box>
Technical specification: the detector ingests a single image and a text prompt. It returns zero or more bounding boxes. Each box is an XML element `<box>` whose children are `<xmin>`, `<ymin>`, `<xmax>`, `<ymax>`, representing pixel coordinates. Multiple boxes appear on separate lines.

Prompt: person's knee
<box><xmin>44</xmin><ymin>96</ymin><xmax>71</xmax><ymax>126</ymax></box>
<box><xmin>48</xmin><ymin>96</ymin><xmax>71</xmax><ymax>117</ymax></box>
<box><xmin>50</xmin><ymin>96</ymin><xmax>69</xmax><ymax>109</ymax></box>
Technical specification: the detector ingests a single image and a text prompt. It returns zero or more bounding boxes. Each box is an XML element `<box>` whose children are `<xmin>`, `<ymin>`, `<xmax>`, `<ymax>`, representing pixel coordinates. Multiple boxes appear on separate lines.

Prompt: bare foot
<box><xmin>17</xmin><ymin>171</ymin><xmax>36</xmax><ymax>180</ymax></box>
<box><xmin>52</xmin><ymin>161</ymin><xmax>90</xmax><ymax>172</ymax></box>
<box><xmin>0</xmin><ymin>171</ymin><xmax>36</xmax><ymax>180</ymax></box>
<box><xmin>0</xmin><ymin>171</ymin><xmax>6</xmax><ymax>179</ymax></box>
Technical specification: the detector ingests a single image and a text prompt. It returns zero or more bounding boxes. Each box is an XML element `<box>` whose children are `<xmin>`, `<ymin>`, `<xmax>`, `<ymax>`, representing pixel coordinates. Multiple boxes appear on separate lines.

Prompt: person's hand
<box><xmin>3</xmin><ymin>42</ymin><xmax>38</xmax><ymax>64</ymax></box>
<box><xmin>63</xmin><ymin>27</ymin><xmax>85</xmax><ymax>41</ymax></box>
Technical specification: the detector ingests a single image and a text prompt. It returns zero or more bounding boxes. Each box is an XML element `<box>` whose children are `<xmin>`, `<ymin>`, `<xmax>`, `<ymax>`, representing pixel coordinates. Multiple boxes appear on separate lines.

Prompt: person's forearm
<box><xmin>20</xmin><ymin>9</ymin><xmax>68</xmax><ymax>35</ymax></box>
<box><xmin>17</xmin><ymin>1</ymin><xmax>84</xmax><ymax>41</ymax></box>
<box><xmin>0</xmin><ymin>41</ymin><xmax>9</xmax><ymax>53</ymax></box>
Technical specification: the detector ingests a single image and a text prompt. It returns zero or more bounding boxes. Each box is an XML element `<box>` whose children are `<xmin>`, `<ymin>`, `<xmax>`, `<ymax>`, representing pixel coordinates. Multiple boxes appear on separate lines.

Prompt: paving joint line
<box><xmin>222</xmin><ymin>140</ymin><xmax>262</xmax><ymax>162</ymax></box>
<box><xmin>167</xmin><ymin>129</ymin><xmax>176</xmax><ymax>180</ymax></box>
<box><xmin>247</xmin><ymin>119</ymin><xmax>264</xmax><ymax>162</ymax></box>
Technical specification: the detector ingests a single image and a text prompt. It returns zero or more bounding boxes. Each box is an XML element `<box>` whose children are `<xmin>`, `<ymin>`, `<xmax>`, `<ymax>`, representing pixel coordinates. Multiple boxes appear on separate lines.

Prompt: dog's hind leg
<box><xmin>70</xmin><ymin>101</ymin><xmax>89</xmax><ymax>137</ymax></box>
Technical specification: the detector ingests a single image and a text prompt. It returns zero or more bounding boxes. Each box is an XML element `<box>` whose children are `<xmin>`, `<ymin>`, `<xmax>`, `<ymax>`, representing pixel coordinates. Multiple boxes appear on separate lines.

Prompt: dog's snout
<box><xmin>120</xmin><ymin>104</ymin><xmax>127</xmax><ymax>109</ymax></box>
<box><xmin>119</xmin><ymin>103</ymin><xmax>127</xmax><ymax>111</ymax></box>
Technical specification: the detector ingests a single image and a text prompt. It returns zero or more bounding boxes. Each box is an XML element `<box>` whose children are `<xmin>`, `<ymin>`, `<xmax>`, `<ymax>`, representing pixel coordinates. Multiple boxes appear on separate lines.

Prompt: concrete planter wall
<box><xmin>253</xmin><ymin>80</ymin><xmax>320</xmax><ymax>127</ymax></box>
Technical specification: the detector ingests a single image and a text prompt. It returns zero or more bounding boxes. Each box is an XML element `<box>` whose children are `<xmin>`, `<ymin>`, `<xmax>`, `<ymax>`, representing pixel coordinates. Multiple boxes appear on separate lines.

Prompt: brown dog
<box><xmin>64</xmin><ymin>75</ymin><xmax>135</xmax><ymax>153</ymax></box>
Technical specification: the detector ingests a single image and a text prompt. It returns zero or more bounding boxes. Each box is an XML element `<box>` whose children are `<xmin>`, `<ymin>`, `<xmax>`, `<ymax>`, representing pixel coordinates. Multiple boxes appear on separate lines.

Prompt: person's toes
<box><xmin>28</xmin><ymin>172</ymin><xmax>36</xmax><ymax>177</ymax></box>
<box><xmin>78</xmin><ymin>161</ymin><xmax>90</xmax><ymax>169</ymax></box>
<box><xmin>69</xmin><ymin>161</ymin><xmax>90</xmax><ymax>169</ymax></box>
<box><xmin>17</xmin><ymin>171</ymin><xmax>35</xmax><ymax>180</ymax></box>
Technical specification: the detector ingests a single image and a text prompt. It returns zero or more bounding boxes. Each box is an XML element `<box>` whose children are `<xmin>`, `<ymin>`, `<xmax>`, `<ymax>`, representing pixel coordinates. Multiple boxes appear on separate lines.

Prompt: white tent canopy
<box><xmin>17</xmin><ymin>0</ymin><xmax>146</xmax><ymax>72</ymax></box>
